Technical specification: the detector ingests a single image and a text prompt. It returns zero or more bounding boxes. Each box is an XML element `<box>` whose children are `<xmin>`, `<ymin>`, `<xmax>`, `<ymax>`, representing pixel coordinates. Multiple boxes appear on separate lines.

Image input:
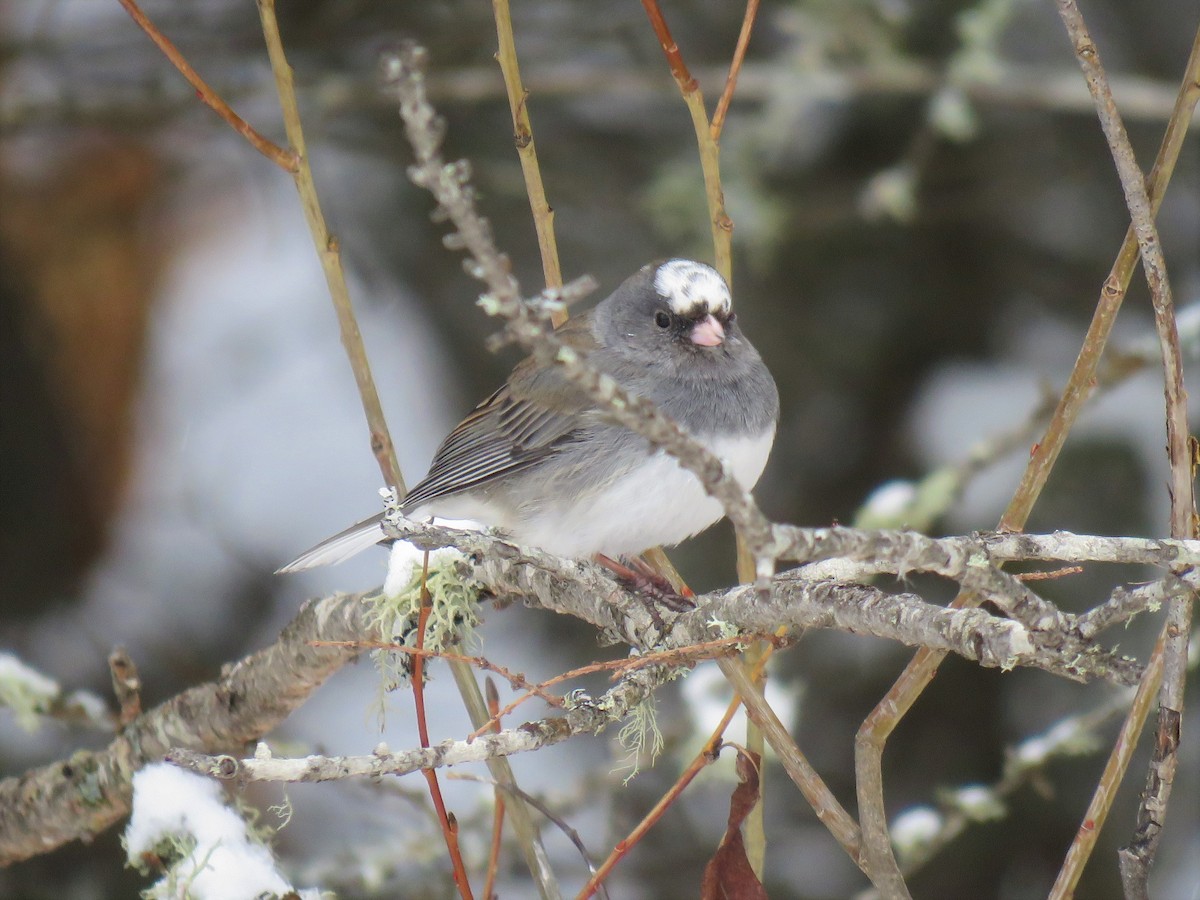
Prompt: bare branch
<box><xmin>167</xmin><ymin>664</ymin><xmax>670</xmax><ymax>784</ymax></box>
<box><xmin>0</xmin><ymin>592</ymin><xmax>372</xmax><ymax>865</ymax></box>
<box><xmin>115</xmin><ymin>0</ymin><xmax>296</xmax><ymax>171</ymax></box>
<box><xmin>256</xmin><ymin>0</ymin><xmax>406</xmax><ymax>494</ymax></box>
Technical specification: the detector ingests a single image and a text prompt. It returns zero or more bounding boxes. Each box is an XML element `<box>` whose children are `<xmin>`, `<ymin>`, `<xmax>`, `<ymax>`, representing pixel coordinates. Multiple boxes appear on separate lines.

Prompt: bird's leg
<box><xmin>594</xmin><ymin>554</ymin><xmax>695</xmax><ymax>615</ymax></box>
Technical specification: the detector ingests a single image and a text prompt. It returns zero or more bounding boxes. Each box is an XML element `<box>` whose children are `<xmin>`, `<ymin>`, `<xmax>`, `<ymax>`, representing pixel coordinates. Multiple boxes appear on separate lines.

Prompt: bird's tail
<box><xmin>275</xmin><ymin>513</ymin><xmax>386</xmax><ymax>574</ymax></box>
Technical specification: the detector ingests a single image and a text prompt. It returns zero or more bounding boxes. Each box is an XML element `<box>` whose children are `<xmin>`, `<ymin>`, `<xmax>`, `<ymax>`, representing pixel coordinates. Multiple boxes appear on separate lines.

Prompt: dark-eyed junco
<box><xmin>279</xmin><ymin>259</ymin><xmax>778</xmax><ymax>572</ymax></box>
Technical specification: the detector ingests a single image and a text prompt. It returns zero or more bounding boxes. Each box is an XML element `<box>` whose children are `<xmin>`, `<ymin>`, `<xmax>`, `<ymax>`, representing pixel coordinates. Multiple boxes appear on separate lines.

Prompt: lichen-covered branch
<box><xmin>169</xmin><ymin>663</ymin><xmax>668</xmax><ymax>784</ymax></box>
<box><xmin>0</xmin><ymin>592</ymin><xmax>373</xmax><ymax>866</ymax></box>
<box><xmin>383</xmin><ymin>517</ymin><xmax>1141</xmax><ymax>685</ymax></box>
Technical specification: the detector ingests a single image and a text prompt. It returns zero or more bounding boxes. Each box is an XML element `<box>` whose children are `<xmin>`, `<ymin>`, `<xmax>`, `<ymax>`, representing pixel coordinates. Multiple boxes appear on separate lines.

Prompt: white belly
<box><xmin>514</xmin><ymin>427</ymin><xmax>775</xmax><ymax>558</ymax></box>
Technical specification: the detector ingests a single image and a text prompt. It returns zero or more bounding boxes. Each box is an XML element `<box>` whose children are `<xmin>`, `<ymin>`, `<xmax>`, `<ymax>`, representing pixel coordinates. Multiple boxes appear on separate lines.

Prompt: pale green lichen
<box><xmin>364</xmin><ymin>554</ymin><xmax>482</xmax><ymax>694</ymax></box>
<box><xmin>616</xmin><ymin>697</ymin><xmax>663</xmax><ymax>783</ymax></box>
<box><xmin>707</xmin><ymin>616</ymin><xmax>740</xmax><ymax>640</ymax></box>
<box><xmin>0</xmin><ymin>653</ymin><xmax>60</xmax><ymax>733</ymax></box>
<box><xmin>476</xmin><ymin>293</ymin><xmax>502</xmax><ymax>316</ymax></box>
<box><xmin>267</xmin><ymin>795</ymin><xmax>294</xmax><ymax>830</ymax></box>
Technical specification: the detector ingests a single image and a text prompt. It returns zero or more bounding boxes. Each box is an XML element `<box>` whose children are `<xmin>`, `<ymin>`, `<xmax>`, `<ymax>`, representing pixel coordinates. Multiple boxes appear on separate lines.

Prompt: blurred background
<box><xmin>1</xmin><ymin>0</ymin><xmax>1199</xmax><ymax>897</ymax></box>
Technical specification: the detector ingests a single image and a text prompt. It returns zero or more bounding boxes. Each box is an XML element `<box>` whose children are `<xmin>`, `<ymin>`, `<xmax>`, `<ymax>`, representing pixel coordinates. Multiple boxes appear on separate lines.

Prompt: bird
<box><xmin>278</xmin><ymin>259</ymin><xmax>778</xmax><ymax>574</ymax></box>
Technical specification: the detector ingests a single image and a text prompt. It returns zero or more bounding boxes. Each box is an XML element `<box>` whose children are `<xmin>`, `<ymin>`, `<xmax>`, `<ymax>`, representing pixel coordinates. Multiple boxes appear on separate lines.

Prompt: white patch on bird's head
<box><xmin>653</xmin><ymin>260</ymin><xmax>731</xmax><ymax>318</ymax></box>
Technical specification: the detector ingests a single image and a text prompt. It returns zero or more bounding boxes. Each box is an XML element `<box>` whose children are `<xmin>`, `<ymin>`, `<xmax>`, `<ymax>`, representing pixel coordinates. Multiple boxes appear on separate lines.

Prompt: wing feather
<box><xmin>402</xmin><ymin>317</ymin><xmax>598</xmax><ymax>510</ymax></box>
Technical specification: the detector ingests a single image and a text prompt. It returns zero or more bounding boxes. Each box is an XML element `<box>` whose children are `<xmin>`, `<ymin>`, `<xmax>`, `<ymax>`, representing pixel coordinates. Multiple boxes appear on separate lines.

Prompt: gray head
<box><xmin>590</xmin><ymin>259</ymin><xmax>777</xmax><ymax>434</ymax></box>
<box><xmin>593</xmin><ymin>260</ymin><xmax>743</xmax><ymax>377</ymax></box>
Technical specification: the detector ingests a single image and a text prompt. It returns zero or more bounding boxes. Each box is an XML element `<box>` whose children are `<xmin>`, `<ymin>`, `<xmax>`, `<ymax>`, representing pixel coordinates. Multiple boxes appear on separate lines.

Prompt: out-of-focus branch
<box><xmin>115</xmin><ymin>0</ymin><xmax>297</xmax><ymax>171</ymax></box>
<box><xmin>5</xmin><ymin>59</ymin><xmax>1197</xmax><ymax>133</ymax></box>
<box><xmin>0</xmin><ymin>592</ymin><xmax>372</xmax><ymax>866</ymax></box>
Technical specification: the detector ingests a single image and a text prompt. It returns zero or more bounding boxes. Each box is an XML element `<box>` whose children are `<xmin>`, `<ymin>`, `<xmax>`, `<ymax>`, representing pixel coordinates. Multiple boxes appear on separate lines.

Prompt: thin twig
<box><xmin>447</xmin><ymin>659</ymin><xmax>563</xmax><ymax>899</ymax></box>
<box><xmin>492</xmin><ymin>0</ymin><xmax>565</xmax><ymax>326</ymax></box>
<box><xmin>116</xmin><ymin>0</ymin><xmax>297</xmax><ymax>172</ymax></box>
<box><xmin>468</xmin><ymin>636</ymin><xmax>761</xmax><ymax>740</ymax></box>
<box><xmin>852</xmin><ymin>17</ymin><xmax>1200</xmax><ymax>895</ymax></box>
<box><xmin>311</xmin><ymin>641</ymin><xmax>565</xmax><ymax>710</ymax></box>
<box><xmin>255</xmin><ymin>0</ymin><xmax>406</xmax><ymax>493</ymax></box>
<box><xmin>411</xmin><ymin>557</ymin><xmax>474</xmax><ymax>899</ymax></box>
<box><xmin>1052</xmin><ymin>4</ymin><xmax>1196</xmax><ymax>893</ymax></box>
<box><xmin>639</xmin><ymin>0</ymin><xmax>732</xmax><ymax>280</ymax></box>
<box><xmin>577</xmin><ymin>642</ymin><xmax>780</xmax><ymax>899</ymax></box>
<box><xmin>449</xmin><ymin>772</ymin><xmax>610</xmax><ymax>900</ymax></box>
<box><xmin>710</xmin><ymin>0</ymin><xmax>761</xmax><ymax>140</ymax></box>
<box><xmin>482</xmin><ymin>679</ymin><xmax>507</xmax><ymax>900</ymax></box>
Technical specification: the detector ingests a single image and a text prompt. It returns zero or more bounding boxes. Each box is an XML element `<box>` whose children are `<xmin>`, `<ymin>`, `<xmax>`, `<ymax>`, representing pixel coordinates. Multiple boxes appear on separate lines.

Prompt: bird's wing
<box><xmin>402</xmin><ymin>317</ymin><xmax>600</xmax><ymax>509</ymax></box>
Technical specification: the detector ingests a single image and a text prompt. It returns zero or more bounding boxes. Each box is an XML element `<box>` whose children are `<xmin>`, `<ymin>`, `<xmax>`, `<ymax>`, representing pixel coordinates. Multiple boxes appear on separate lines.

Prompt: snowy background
<box><xmin>1</xmin><ymin>1</ymin><xmax>1199</xmax><ymax>897</ymax></box>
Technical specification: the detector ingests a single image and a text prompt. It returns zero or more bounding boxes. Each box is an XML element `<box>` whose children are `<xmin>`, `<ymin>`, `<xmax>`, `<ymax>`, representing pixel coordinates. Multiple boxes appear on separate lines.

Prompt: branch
<box><xmin>491</xmin><ymin>0</ymin><xmax>565</xmax><ymax>324</ymax></box>
<box><xmin>167</xmin><ymin>664</ymin><xmax>670</xmax><ymax>784</ymax></box>
<box><xmin>0</xmin><ymin>592</ymin><xmax>372</xmax><ymax>865</ymax></box>
<box><xmin>382</xmin><ymin>517</ymin><xmax>1141</xmax><ymax>686</ymax></box>
<box><xmin>115</xmin><ymin>0</ymin><xmax>296</xmax><ymax>171</ymax></box>
<box><xmin>256</xmin><ymin>0</ymin><xmax>405</xmax><ymax>493</ymax></box>
<box><xmin>1053</xmin><ymin>4</ymin><xmax>1196</xmax><ymax>893</ymax></box>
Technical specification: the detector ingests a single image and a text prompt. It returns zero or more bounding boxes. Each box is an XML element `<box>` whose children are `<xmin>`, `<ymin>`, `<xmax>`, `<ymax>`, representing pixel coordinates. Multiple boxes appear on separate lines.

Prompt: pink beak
<box><xmin>690</xmin><ymin>313</ymin><xmax>725</xmax><ymax>347</ymax></box>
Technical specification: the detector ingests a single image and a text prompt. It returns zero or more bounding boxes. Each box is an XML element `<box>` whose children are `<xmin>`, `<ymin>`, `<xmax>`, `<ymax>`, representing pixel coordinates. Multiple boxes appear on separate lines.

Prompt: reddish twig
<box><xmin>576</xmin><ymin>641</ymin><xmax>779</xmax><ymax>900</ymax></box>
<box><xmin>469</xmin><ymin>636</ymin><xmax>770</xmax><ymax>740</ymax></box>
<box><xmin>311</xmin><ymin>641</ymin><xmax>565</xmax><ymax>711</ymax></box>
<box><xmin>411</xmin><ymin>554</ymin><xmax>475</xmax><ymax>899</ymax></box>
<box><xmin>640</xmin><ymin>0</ymin><xmax>697</xmax><ymax>92</ymax></box>
<box><xmin>710</xmin><ymin>0</ymin><xmax>761</xmax><ymax>140</ymax></box>
<box><xmin>115</xmin><ymin>0</ymin><xmax>296</xmax><ymax>172</ymax></box>
<box><xmin>638</xmin><ymin>0</ymin><xmax>732</xmax><ymax>280</ymax></box>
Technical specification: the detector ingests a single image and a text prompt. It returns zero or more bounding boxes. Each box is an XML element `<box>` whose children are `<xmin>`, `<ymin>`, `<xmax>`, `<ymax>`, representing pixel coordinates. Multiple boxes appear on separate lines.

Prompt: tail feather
<box><xmin>276</xmin><ymin>513</ymin><xmax>387</xmax><ymax>574</ymax></box>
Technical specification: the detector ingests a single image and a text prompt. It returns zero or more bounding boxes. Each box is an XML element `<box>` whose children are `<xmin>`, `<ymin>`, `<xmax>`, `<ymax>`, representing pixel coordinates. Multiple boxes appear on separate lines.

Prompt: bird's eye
<box><xmin>654</xmin><ymin>311</ymin><xmax>671</xmax><ymax>329</ymax></box>
<box><xmin>727</xmin><ymin>312</ymin><xmax>736</xmax><ymax>323</ymax></box>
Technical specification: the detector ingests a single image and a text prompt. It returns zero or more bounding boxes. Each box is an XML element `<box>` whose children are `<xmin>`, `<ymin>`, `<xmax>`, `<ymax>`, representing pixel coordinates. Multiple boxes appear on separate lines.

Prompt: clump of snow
<box><xmin>855</xmin><ymin>479</ymin><xmax>918</xmax><ymax>529</ymax></box>
<box><xmin>125</xmin><ymin>763</ymin><xmax>316</xmax><ymax>900</ymax></box>
<box><xmin>382</xmin><ymin>537</ymin><xmax>465</xmax><ymax>599</ymax></box>
<box><xmin>891</xmin><ymin>805</ymin><xmax>942</xmax><ymax>858</ymax></box>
